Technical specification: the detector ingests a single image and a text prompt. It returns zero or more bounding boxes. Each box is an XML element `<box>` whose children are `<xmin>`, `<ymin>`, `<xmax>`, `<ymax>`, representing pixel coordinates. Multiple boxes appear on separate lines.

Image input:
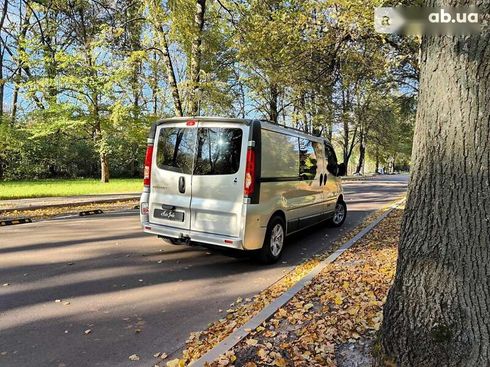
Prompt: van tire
<box><xmin>256</xmin><ymin>216</ymin><xmax>286</xmax><ymax>264</ymax></box>
<box><xmin>328</xmin><ymin>200</ymin><xmax>347</xmax><ymax>227</ymax></box>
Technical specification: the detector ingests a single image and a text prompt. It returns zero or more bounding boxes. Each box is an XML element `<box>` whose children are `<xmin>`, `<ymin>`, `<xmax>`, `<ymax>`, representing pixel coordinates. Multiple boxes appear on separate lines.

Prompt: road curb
<box><xmin>0</xmin><ymin>218</ymin><xmax>33</xmax><ymax>226</ymax></box>
<box><xmin>189</xmin><ymin>198</ymin><xmax>406</xmax><ymax>367</ymax></box>
<box><xmin>79</xmin><ymin>209</ymin><xmax>104</xmax><ymax>216</ymax></box>
<box><xmin>0</xmin><ymin>196</ymin><xmax>140</xmax><ymax>214</ymax></box>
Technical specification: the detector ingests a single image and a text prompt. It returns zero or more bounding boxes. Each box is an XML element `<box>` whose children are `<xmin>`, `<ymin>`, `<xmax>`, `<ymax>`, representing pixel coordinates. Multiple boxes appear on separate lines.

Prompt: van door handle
<box><xmin>178</xmin><ymin>176</ymin><xmax>185</xmax><ymax>193</ymax></box>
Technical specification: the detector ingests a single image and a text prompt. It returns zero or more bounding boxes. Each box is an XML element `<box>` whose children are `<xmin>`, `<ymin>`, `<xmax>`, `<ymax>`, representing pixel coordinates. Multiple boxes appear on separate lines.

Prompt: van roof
<box><xmin>151</xmin><ymin>116</ymin><xmax>331</xmax><ymax>144</ymax></box>
<box><xmin>157</xmin><ymin>116</ymin><xmax>251</xmax><ymax>124</ymax></box>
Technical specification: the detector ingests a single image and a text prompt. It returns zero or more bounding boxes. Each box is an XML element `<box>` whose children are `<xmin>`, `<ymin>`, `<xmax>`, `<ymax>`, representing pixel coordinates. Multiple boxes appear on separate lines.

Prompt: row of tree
<box><xmin>0</xmin><ymin>0</ymin><xmax>418</xmax><ymax>182</ymax></box>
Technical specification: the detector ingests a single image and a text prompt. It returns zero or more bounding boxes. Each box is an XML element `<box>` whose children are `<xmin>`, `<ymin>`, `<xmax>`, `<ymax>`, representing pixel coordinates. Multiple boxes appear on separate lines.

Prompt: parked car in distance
<box><xmin>140</xmin><ymin>117</ymin><xmax>347</xmax><ymax>263</ymax></box>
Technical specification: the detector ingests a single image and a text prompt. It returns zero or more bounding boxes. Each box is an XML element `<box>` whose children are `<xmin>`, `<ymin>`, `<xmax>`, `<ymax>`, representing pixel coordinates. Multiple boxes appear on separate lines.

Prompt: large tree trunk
<box><xmin>300</xmin><ymin>92</ymin><xmax>308</xmax><ymax>133</ymax></box>
<box><xmin>0</xmin><ymin>0</ymin><xmax>7</xmax><ymax>119</ymax></box>
<box><xmin>95</xmin><ymin>121</ymin><xmax>110</xmax><ymax>183</ymax></box>
<box><xmin>151</xmin><ymin>51</ymin><xmax>158</xmax><ymax>115</ymax></box>
<box><xmin>0</xmin><ymin>51</ymin><xmax>4</xmax><ymax>119</ymax></box>
<box><xmin>100</xmin><ymin>152</ymin><xmax>110</xmax><ymax>183</ymax></box>
<box><xmin>269</xmin><ymin>83</ymin><xmax>279</xmax><ymax>123</ymax></box>
<box><xmin>11</xmin><ymin>5</ymin><xmax>30</xmax><ymax>124</ymax></box>
<box><xmin>188</xmin><ymin>0</ymin><xmax>206</xmax><ymax>116</ymax></box>
<box><xmin>10</xmin><ymin>82</ymin><xmax>19</xmax><ymax>124</ymax></box>
<box><xmin>379</xmin><ymin>8</ymin><xmax>490</xmax><ymax>367</ymax></box>
<box><xmin>157</xmin><ymin>27</ymin><xmax>183</xmax><ymax>117</ymax></box>
<box><xmin>147</xmin><ymin>0</ymin><xmax>183</xmax><ymax>116</ymax></box>
<box><xmin>355</xmin><ymin>131</ymin><xmax>365</xmax><ymax>174</ymax></box>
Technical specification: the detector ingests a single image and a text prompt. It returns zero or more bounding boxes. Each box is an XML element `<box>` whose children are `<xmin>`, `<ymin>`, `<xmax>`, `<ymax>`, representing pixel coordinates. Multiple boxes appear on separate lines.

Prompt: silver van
<box><xmin>140</xmin><ymin>117</ymin><xmax>347</xmax><ymax>263</ymax></box>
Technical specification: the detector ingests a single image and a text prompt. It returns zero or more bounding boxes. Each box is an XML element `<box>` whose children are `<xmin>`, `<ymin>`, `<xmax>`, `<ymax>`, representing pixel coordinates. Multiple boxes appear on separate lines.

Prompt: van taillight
<box><xmin>143</xmin><ymin>145</ymin><xmax>154</xmax><ymax>187</ymax></box>
<box><xmin>244</xmin><ymin>147</ymin><xmax>255</xmax><ymax>197</ymax></box>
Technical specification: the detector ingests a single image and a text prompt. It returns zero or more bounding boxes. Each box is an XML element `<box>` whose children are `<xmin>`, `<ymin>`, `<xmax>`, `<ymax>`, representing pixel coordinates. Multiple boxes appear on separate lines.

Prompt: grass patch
<box><xmin>0</xmin><ymin>178</ymin><xmax>142</xmax><ymax>199</ymax></box>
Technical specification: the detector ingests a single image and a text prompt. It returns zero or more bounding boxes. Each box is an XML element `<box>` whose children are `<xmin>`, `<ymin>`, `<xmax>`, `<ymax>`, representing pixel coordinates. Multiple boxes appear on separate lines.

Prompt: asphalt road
<box><xmin>0</xmin><ymin>175</ymin><xmax>408</xmax><ymax>367</ymax></box>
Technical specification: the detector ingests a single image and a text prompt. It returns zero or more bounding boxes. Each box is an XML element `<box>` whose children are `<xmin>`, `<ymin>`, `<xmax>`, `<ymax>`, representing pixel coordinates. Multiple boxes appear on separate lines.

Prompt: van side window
<box><xmin>156</xmin><ymin>127</ymin><xmax>196</xmax><ymax>174</ymax></box>
<box><xmin>194</xmin><ymin>128</ymin><xmax>243</xmax><ymax>175</ymax></box>
<box><xmin>261</xmin><ymin>130</ymin><xmax>299</xmax><ymax>178</ymax></box>
<box><xmin>299</xmin><ymin>139</ymin><xmax>321</xmax><ymax>180</ymax></box>
<box><xmin>325</xmin><ymin>144</ymin><xmax>338</xmax><ymax>175</ymax></box>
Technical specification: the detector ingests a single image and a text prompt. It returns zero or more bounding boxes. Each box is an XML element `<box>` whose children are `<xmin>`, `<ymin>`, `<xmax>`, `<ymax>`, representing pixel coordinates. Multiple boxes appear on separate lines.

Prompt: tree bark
<box><xmin>0</xmin><ymin>50</ymin><xmax>4</xmax><ymax>119</ymax></box>
<box><xmin>0</xmin><ymin>0</ymin><xmax>7</xmax><ymax>119</ymax></box>
<box><xmin>146</xmin><ymin>0</ymin><xmax>183</xmax><ymax>116</ymax></box>
<box><xmin>94</xmin><ymin>120</ymin><xmax>110</xmax><ymax>183</ymax></box>
<box><xmin>10</xmin><ymin>79</ymin><xmax>19</xmax><ymax>124</ymax></box>
<box><xmin>11</xmin><ymin>5</ymin><xmax>30</xmax><ymax>125</ymax></box>
<box><xmin>158</xmin><ymin>28</ymin><xmax>183</xmax><ymax>117</ymax></box>
<box><xmin>301</xmin><ymin>92</ymin><xmax>308</xmax><ymax>133</ymax></box>
<box><xmin>269</xmin><ymin>83</ymin><xmax>279</xmax><ymax>123</ymax></box>
<box><xmin>379</xmin><ymin>5</ymin><xmax>490</xmax><ymax>366</ymax></box>
<box><xmin>188</xmin><ymin>0</ymin><xmax>206</xmax><ymax>116</ymax></box>
<box><xmin>151</xmin><ymin>51</ymin><xmax>158</xmax><ymax>115</ymax></box>
<box><xmin>355</xmin><ymin>131</ymin><xmax>365</xmax><ymax>174</ymax></box>
<box><xmin>100</xmin><ymin>151</ymin><xmax>110</xmax><ymax>183</ymax></box>
<box><xmin>153</xmin><ymin>26</ymin><xmax>183</xmax><ymax>116</ymax></box>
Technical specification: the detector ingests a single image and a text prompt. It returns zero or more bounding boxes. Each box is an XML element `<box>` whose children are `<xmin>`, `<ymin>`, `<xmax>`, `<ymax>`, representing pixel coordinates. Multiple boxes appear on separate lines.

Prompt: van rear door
<box><xmin>148</xmin><ymin>123</ymin><xmax>197</xmax><ymax>230</ymax></box>
<box><xmin>189</xmin><ymin>121</ymin><xmax>247</xmax><ymax>238</ymax></box>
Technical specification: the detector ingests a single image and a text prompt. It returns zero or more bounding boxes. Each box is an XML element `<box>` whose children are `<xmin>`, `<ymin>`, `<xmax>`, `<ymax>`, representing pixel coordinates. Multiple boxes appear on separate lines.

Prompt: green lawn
<box><xmin>0</xmin><ymin>178</ymin><xmax>143</xmax><ymax>200</ymax></box>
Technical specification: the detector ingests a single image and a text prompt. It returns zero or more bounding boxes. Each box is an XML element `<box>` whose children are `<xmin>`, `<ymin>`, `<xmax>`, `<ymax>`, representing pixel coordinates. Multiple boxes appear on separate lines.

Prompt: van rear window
<box><xmin>156</xmin><ymin>127</ymin><xmax>196</xmax><ymax>174</ymax></box>
<box><xmin>156</xmin><ymin>126</ymin><xmax>242</xmax><ymax>175</ymax></box>
<box><xmin>194</xmin><ymin>128</ymin><xmax>242</xmax><ymax>175</ymax></box>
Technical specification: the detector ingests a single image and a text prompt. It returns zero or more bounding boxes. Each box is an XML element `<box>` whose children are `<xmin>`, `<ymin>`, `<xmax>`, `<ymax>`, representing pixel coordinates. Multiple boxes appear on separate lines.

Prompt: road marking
<box><xmin>189</xmin><ymin>197</ymin><xmax>405</xmax><ymax>367</ymax></box>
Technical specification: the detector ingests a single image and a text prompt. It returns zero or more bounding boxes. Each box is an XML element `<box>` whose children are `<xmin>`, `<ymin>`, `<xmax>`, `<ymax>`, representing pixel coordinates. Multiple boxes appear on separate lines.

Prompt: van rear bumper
<box><xmin>142</xmin><ymin>221</ymin><xmax>244</xmax><ymax>250</ymax></box>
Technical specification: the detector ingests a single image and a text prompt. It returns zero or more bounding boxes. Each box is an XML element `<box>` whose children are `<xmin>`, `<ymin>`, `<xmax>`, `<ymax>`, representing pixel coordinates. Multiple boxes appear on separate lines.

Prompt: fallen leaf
<box><xmin>334</xmin><ymin>294</ymin><xmax>343</xmax><ymax>305</ymax></box>
<box><xmin>304</xmin><ymin>303</ymin><xmax>314</xmax><ymax>311</ymax></box>
<box><xmin>166</xmin><ymin>358</ymin><xmax>182</xmax><ymax>367</ymax></box>
<box><xmin>273</xmin><ymin>357</ymin><xmax>287</xmax><ymax>367</ymax></box>
<box><xmin>217</xmin><ymin>357</ymin><xmax>229</xmax><ymax>366</ymax></box>
<box><xmin>128</xmin><ymin>354</ymin><xmax>140</xmax><ymax>361</ymax></box>
<box><xmin>257</xmin><ymin>348</ymin><xmax>268</xmax><ymax>359</ymax></box>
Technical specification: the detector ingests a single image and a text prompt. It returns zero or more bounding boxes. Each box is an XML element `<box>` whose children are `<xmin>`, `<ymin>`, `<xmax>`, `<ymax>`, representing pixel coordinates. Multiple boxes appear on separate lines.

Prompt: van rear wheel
<box><xmin>256</xmin><ymin>216</ymin><xmax>285</xmax><ymax>264</ymax></box>
<box><xmin>328</xmin><ymin>200</ymin><xmax>347</xmax><ymax>227</ymax></box>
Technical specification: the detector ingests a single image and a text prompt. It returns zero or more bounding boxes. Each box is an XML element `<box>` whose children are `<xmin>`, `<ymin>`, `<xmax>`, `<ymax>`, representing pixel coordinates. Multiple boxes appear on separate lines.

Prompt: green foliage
<box><xmin>0</xmin><ymin>0</ymin><xmax>417</xmax><ymax>182</ymax></box>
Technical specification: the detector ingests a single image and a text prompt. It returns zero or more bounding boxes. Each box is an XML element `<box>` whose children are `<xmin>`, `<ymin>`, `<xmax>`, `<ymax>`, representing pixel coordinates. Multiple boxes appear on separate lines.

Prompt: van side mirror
<box><xmin>337</xmin><ymin>163</ymin><xmax>346</xmax><ymax>177</ymax></box>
